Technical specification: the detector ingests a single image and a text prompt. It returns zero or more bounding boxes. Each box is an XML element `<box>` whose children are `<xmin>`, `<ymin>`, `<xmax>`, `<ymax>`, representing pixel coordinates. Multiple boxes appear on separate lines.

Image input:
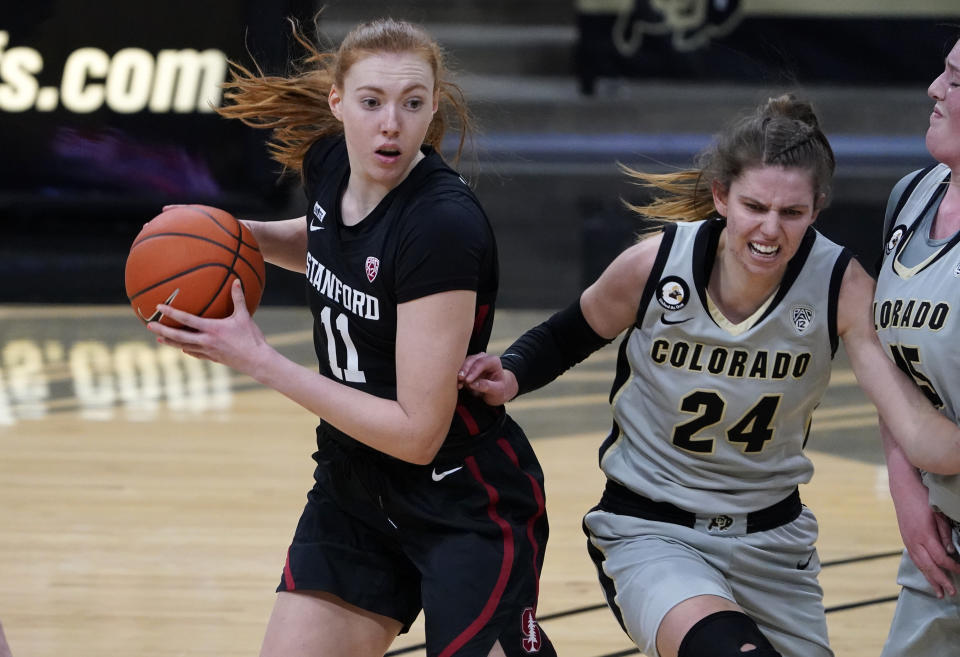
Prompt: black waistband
<box><xmin>598</xmin><ymin>479</ymin><xmax>802</xmax><ymax>534</ymax></box>
<box><xmin>316</xmin><ymin>408</ymin><xmax>507</xmax><ymax>463</ymax></box>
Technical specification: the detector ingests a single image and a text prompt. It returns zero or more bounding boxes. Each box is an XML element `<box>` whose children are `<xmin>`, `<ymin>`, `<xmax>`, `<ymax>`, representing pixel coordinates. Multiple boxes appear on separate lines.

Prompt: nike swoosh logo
<box><xmin>309</xmin><ymin>220</ymin><xmax>324</xmax><ymax>231</ymax></box>
<box><xmin>660</xmin><ymin>314</ymin><xmax>692</xmax><ymax>325</ymax></box>
<box><xmin>431</xmin><ymin>466</ymin><xmax>463</xmax><ymax>482</ymax></box>
<box><xmin>796</xmin><ymin>552</ymin><xmax>815</xmax><ymax>570</ymax></box>
<box><xmin>137</xmin><ymin>289</ymin><xmax>180</xmax><ymax>323</ymax></box>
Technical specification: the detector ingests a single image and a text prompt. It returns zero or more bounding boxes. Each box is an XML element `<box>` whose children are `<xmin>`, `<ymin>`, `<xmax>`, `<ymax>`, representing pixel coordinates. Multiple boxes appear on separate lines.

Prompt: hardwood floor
<box><xmin>0</xmin><ymin>306</ymin><xmax>905</xmax><ymax>656</ymax></box>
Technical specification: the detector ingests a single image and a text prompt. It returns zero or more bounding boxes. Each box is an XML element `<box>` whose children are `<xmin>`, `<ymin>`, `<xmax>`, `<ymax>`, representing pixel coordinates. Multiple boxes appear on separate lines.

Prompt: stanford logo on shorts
<box><xmin>365</xmin><ymin>256</ymin><xmax>380</xmax><ymax>283</ymax></box>
<box><xmin>521</xmin><ymin>607</ymin><xmax>541</xmax><ymax>653</ymax></box>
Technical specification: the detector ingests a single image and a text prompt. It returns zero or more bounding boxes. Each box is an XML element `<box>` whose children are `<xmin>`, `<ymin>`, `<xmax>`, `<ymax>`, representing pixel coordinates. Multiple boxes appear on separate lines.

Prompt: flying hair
<box><xmin>624</xmin><ymin>94</ymin><xmax>835</xmax><ymax>230</ymax></box>
<box><xmin>216</xmin><ymin>16</ymin><xmax>473</xmax><ymax>180</ymax></box>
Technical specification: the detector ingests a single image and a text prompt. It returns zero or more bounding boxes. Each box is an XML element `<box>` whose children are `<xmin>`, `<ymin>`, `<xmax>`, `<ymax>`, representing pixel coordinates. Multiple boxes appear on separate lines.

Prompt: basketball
<box><xmin>125</xmin><ymin>205</ymin><xmax>266</xmax><ymax>327</ymax></box>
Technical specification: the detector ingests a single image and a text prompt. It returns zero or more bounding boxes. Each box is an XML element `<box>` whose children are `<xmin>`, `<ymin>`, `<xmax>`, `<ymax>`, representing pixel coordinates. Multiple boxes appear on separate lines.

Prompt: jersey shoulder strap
<box><xmin>886</xmin><ymin>164</ymin><xmax>939</xmax><ymax>236</ymax></box>
<box><xmin>874</xmin><ymin>164</ymin><xmax>939</xmax><ymax>273</ymax></box>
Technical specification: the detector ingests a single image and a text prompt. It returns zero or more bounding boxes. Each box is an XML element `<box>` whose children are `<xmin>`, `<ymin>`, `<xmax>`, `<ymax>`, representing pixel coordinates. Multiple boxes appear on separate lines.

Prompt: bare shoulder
<box><xmin>604</xmin><ymin>233</ymin><xmax>664</xmax><ymax>285</ymax></box>
<box><xmin>837</xmin><ymin>257</ymin><xmax>877</xmax><ymax>338</ymax></box>
<box><xmin>582</xmin><ymin>233</ymin><xmax>664</xmax><ymax>338</ymax></box>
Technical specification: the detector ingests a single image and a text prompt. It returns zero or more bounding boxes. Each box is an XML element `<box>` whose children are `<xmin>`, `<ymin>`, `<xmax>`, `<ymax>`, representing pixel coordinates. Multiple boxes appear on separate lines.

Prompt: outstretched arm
<box><xmin>459</xmin><ymin>235</ymin><xmax>662</xmax><ymax>401</ymax></box>
<box><xmin>839</xmin><ymin>260</ymin><xmax>960</xmax><ymax>474</ymax></box>
<box><xmin>241</xmin><ymin>217</ymin><xmax>308</xmax><ymax>273</ymax></box>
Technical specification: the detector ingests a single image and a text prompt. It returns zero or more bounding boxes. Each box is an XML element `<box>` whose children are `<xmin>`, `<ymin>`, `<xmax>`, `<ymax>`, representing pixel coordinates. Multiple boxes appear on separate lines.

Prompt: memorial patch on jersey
<box><xmin>656</xmin><ymin>275</ymin><xmax>690</xmax><ymax>311</ymax></box>
<box><xmin>365</xmin><ymin>256</ymin><xmax>380</xmax><ymax>283</ymax></box>
<box><xmin>885</xmin><ymin>225</ymin><xmax>905</xmax><ymax>255</ymax></box>
<box><xmin>791</xmin><ymin>304</ymin><xmax>814</xmax><ymax>334</ymax></box>
<box><xmin>953</xmin><ymin>260</ymin><xmax>960</xmax><ymax>278</ymax></box>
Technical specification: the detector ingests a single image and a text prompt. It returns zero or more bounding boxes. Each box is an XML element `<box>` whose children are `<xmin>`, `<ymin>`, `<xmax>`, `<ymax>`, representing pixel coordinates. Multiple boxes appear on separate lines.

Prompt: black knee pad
<box><xmin>678</xmin><ymin>610</ymin><xmax>782</xmax><ymax>657</ymax></box>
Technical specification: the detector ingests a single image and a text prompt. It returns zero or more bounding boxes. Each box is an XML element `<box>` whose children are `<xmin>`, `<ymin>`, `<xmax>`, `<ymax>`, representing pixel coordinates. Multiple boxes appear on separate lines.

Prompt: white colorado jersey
<box><xmin>600</xmin><ymin>218</ymin><xmax>851</xmax><ymax>514</ymax></box>
<box><xmin>875</xmin><ymin>163</ymin><xmax>960</xmax><ymax>520</ymax></box>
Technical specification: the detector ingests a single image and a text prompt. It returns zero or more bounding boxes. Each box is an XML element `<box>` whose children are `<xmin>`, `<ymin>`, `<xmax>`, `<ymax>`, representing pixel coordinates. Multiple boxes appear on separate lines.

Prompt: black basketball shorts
<box><xmin>278</xmin><ymin>414</ymin><xmax>556</xmax><ymax>657</ymax></box>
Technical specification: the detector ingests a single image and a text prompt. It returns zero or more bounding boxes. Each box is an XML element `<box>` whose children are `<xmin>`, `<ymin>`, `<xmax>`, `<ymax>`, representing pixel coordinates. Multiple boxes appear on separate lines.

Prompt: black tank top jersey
<box><xmin>302</xmin><ymin>135</ymin><xmax>502</xmax><ymax>449</ymax></box>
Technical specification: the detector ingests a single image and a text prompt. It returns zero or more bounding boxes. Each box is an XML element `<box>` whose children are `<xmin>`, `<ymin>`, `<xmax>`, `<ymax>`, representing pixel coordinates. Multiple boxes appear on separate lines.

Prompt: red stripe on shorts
<box><xmin>282</xmin><ymin>546</ymin><xmax>296</xmax><ymax>590</ymax></box>
<box><xmin>473</xmin><ymin>303</ymin><xmax>490</xmax><ymax>337</ymax></box>
<box><xmin>439</xmin><ymin>455</ymin><xmax>515</xmax><ymax>657</ymax></box>
<box><xmin>497</xmin><ymin>437</ymin><xmax>546</xmax><ymax>604</ymax></box>
<box><xmin>455</xmin><ymin>403</ymin><xmax>481</xmax><ymax>436</ymax></box>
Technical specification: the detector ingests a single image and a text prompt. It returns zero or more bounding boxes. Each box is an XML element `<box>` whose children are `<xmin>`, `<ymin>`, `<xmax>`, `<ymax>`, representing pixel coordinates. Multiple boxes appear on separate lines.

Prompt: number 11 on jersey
<box><xmin>319</xmin><ymin>306</ymin><xmax>366</xmax><ymax>383</ymax></box>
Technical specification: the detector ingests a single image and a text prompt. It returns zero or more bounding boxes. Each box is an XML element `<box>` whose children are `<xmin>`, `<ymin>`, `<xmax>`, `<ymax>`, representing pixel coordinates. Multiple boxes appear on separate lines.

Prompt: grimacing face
<box><xmin>926</xmin><ymin>39</ymin><xmax>960</xmax><ymax>169</ymax></box>
<box><xmin>712</xmin><ymin>165</ymin><xmax>820</xmax><ymax>279</ymax></box>
<box><xmin>329</xmin><ymin>51</ymin><xmax>439</xmax><ymax>194</ymax></box>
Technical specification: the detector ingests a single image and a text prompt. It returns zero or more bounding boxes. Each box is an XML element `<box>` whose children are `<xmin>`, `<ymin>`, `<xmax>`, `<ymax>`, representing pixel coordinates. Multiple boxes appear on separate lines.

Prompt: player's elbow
<box><xmin>397</xmin><ymin>423</ymin><xmax>448</xmax><ymax>465</ymax></box>
<box><xmin>906</xmin><ymin>449</ymin><xmax>960</xmax><ymax>475</ymax></box>
<box><xmin>898</xmin><ymin>420</ymin><xmax>960</xmax><ymax>475</ymax></box>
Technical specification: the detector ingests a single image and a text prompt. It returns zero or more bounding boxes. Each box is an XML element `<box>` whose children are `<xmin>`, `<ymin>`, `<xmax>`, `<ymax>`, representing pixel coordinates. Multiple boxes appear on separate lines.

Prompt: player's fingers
<box><xmin>229</xmin><ymin>279</ymin><xmax>250</xmax><ymax>318</ymax></box>
<box><xmin>926</xmin><ymin>565</ymin><xmax>953</xmax><ymax>598</ymax></box>
<box><xmin>930</xmin><ymin>552</ymin><xmax>960</xmax><ymax>581</ymax></box>
<box><xmin>459</xmin><ymin>352</ymin><xmax>488</xmax><ymax>377</ymax></box>
<box><xmin>147</xmin><ymin>318</ymin><xmax>206</xmax><ymax>346</ymax></box>
<box><xmin>913</xmin><ymin>547</ymin><xmax>953</xmax><ymax>597</ymax></box>
<box><xmin>466</xmin><ymin>378</ymin><xmax>489</xmax><ymax>393</ymax></box>
<box><xmin>462</xmin><ymin>355</ymin><xmax>501</xmax><ymax>384</ymax></box>
<box><xmin>934</xmin><ymin>513</ymin><xmax>955</xmax><ymax>554</ymax></box>
<box><xmin>182</xmin><ymin>348</ymin><xmax>211</xmax><ymax>361</ymax></box>
<box><xmin>154</xmin><ymin>303</ymin><xmax>208</xmax><ymax>331</ymax></box>
<box><xmin>926</xmin><ymin>535</ymin><xmax>960</xmax><ymax>577</ymax></box>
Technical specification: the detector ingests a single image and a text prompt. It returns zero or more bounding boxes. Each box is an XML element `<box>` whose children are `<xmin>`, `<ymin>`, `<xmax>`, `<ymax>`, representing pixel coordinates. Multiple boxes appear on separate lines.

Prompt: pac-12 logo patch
<box><xmin>521</xmin><ymin>607</ymin><xmax>542</xmax><ymax>653</ymax></box>
<box><xmin>656</xmin><ymin>276</ymin><xmax>690</xmax><ymax>311</ymax></box>
<box><xmin>885</xmin><ymin>225</ymin><xmax>905</xmax><ymax>255</ymax></box>
<box><xmin>365</xmin><ymin>256</ymin><xmax>380</xmax><ymax>283</ymax></box>
<box><xmin>791</xmin><ymin>305</ymin><xmax>815</xmax><ymax>334</ymax></box>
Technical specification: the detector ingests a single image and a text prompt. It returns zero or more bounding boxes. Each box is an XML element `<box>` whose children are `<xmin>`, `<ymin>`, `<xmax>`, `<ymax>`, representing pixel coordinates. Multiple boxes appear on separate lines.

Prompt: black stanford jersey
<box><xmin>302</xmin><ymin>136</ymin><xmax>501</xmax><ymax>448</ymax></box>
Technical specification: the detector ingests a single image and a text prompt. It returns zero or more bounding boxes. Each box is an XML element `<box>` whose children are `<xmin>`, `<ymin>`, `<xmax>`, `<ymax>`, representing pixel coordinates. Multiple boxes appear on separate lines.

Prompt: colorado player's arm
<box><xmin>881</xmin><ymin>417</ymin><xmax>960</xmax><ymax>597</ymax></box>
<box><xmin>241</xmin><ymin>217</ymin><xmax>308</xmax><ymax>273</ymax></box>
<box><xmin>460</xmin><ymin>235</ymin><xmax>662</xmax><ymax>404</ymax></box>
<box><xmin>838</xmin><ymin>260</ymin><xmax>960</xmax><ymax>474</ymax></box>
<box><xmin>150</xmin><ymin>280</ymin><xmax>475</xmax><ymax>465</ymax></box>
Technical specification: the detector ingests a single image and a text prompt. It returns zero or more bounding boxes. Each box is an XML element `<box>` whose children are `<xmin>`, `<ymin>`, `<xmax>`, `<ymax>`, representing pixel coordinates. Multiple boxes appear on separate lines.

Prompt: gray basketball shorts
<box><xmin>583</xmin><ymin>505</ymin><xmax>833</xmax><ymax>657</ymax></box>
<box><xmin>879</xmin><ymin>524</ymin><xmax>960</xmax><ymax>657</ymax></box>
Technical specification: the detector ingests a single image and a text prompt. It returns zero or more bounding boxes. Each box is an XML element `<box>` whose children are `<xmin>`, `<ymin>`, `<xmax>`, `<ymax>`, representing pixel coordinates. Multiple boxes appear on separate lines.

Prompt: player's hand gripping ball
<box><xmin>125</xmin><ymin>205</ymin><xmax>266</xmax><ymax>328</ymax></box>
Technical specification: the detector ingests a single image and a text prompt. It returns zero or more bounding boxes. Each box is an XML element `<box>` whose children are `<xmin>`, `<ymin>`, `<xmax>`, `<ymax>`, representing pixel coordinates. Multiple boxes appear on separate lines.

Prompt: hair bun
<box><xmin>763</xmin><ymin>93</ymin><xmax>820</xmax><ymax>130</ymax></box>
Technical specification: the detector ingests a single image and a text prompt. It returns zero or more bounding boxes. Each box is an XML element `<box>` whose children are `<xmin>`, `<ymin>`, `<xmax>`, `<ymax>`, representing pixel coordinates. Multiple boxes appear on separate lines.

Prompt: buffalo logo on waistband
<box><xmin>656</xmin><ymin>276</ymin><xmax>690</xmax><ymax>311</ymax></box>
<box><xmin>707</xmin><ymin>515</ymin><xmax>734</xmax><ymax>532</ymax></box>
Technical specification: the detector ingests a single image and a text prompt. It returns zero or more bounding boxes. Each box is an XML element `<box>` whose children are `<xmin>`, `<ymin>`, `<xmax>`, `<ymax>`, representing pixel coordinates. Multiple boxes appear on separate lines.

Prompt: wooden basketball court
<box><xmin>0</xmin><ymin>305</ymin><xmax>903</xmax><ymax>656</ymax></box>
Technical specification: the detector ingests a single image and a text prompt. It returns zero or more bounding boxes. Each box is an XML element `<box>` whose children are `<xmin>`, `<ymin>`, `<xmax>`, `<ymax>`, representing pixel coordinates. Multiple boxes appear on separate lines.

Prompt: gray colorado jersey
<box><xmin>599</xmin><ymin>218</ymin><xmax>851</xmax><ymax>514</ymax></box>
<box><xmin>874</xmin><ymin>163</ymin><xmax>960</xmax><ymax>521</ymax></box>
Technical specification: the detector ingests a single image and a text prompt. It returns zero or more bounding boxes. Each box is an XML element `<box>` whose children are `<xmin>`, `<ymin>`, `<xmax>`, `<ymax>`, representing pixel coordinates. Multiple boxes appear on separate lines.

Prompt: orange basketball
<box><xmin>125</xmin><ymin>205</ymin><xmax>266</xmax><ymax>328</ymax></box>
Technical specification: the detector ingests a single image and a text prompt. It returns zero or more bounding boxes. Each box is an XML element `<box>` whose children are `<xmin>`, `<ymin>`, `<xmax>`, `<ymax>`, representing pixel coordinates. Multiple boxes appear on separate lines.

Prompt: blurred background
<box><xmin>3</xmin><ymin>0</ymin><xmax>958</xmax><ymax>309</ymax></box>
<box><xmin>3</xmin><ymin>4</ymin><xmax>957</xmax><ymax>655</ymax></box>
